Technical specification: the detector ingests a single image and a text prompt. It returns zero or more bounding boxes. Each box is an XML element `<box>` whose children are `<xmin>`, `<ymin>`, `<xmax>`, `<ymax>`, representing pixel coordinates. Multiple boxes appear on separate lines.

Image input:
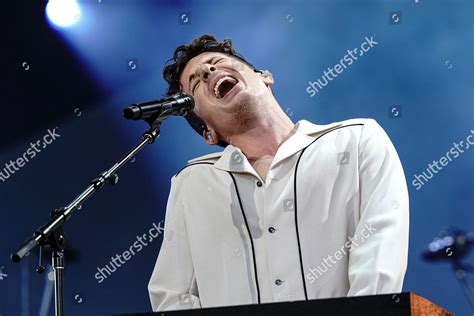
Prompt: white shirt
<box><xmin>148</xmin><ymin>118</ymin><xmax>409</xmax><ymax>311</ymax></box>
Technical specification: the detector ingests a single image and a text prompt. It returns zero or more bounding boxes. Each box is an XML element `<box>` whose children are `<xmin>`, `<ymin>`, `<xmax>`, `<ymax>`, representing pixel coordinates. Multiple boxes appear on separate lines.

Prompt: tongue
<box><xmin>219</xmin><ymin>80</ymin><xmax>237</xmax><ymax>98</ymax></box>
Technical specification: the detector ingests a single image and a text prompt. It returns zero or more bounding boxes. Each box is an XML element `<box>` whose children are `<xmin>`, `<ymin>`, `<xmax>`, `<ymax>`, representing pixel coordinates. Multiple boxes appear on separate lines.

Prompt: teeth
<box><xmin>213</xmin><ymin>76</ymin><xmax>237</xmax><ymax>99</ymax></box>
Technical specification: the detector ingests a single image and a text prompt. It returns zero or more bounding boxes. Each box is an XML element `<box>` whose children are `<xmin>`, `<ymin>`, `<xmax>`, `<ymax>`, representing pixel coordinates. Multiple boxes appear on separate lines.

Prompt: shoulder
<box><xmin>187</xmin><ymin>151</ymin><xmax>223</xmax><ymax>164</ymax></box>
<box><xmin>298</xmin><ymin>118</ymin><xmax>377</xmax><ymax>138</ymax></box>
<box><xmin>174</xmin><ymin>151</ymin><xmax>224</xmax><ymax>178</ymax></box>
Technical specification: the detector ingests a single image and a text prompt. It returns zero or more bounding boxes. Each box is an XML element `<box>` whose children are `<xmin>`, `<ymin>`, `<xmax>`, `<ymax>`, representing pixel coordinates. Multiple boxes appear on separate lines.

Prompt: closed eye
<box><xmin>191</xmin><ymin>57</ymin><xmax>225</xmax><ymax>94</ymax></box>
<box><xmin>192</xmin><ymin>81</ymin><xmax>199</xmax><ymax>94</ymax></box>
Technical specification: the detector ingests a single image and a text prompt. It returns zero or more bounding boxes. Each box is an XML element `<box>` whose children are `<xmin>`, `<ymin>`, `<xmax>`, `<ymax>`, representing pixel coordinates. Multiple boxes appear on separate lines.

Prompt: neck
<box><xmin>225</xmin><ymin>102</ymin><xmax>295</xmax><ymax>160</ymax></box>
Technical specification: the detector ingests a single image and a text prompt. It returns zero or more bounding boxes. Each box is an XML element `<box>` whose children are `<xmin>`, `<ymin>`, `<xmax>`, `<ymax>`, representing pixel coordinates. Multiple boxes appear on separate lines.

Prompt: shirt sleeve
<box><xmin>148</xmin><ymin>175</ymin><xmax>202</xmax><ymax>311</ymax></box>
<box><xmin>347</xmin><ymin>119</ymin><xmax>409</xmax><ymax>296</ymax></box>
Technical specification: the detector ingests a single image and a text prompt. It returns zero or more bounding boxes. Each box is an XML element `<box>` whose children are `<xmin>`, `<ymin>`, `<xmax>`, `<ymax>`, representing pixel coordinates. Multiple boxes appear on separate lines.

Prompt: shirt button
<box><xmin>256</xmin><ymin>180</ymin><xmax>263</xmax><ymax>187</ymax></box>
<box><xmin>268</xmin><ymin>227</ymin><xmax>276</xmax><ymax>233</ymax></box>
<box><xmin>275</xmin><ymin>279</ymin><xmax>283</xmax><ymax>286</ymax></box>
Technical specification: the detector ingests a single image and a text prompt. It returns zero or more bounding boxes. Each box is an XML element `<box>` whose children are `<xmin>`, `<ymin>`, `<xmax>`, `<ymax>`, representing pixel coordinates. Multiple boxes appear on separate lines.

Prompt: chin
<box><xmin>222</xmin><ymin>93</ymin><xmax>252</xmax><ymax>114</ymax></box>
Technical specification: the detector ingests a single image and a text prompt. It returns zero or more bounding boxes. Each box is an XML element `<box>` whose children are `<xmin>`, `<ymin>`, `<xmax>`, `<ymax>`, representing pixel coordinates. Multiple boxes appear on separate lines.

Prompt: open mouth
<box><xmin>213</xmin><ymin>76</ymin><xmax>238</xmax><ymax>99</ymax></box>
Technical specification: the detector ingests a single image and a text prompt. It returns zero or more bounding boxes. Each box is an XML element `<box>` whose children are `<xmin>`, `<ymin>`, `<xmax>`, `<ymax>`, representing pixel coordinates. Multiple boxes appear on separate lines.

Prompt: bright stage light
<box><xmin>46</xmin><ymin>0</ymin><xmax>82</xmax><ymax>28</ymax></box>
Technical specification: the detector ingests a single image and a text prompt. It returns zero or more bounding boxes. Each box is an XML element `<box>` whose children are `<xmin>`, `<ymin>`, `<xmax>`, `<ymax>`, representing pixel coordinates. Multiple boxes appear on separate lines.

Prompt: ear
<box><xmin>202</xmin><ymin>129</ymin><xmax>219</xmax><ymax>145</ymax></box>
<box><xmin>260</xmin><ymin>70</ymin><xmax>274</xmax><ymax>87</ymax></box>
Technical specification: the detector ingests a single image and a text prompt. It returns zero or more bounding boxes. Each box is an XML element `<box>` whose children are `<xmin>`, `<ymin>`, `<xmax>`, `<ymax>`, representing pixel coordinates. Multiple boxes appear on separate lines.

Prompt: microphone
<box><xmin>123</xmin><ymin>93</ymin><xmax>194</xmax><ymax>121</ymax></box>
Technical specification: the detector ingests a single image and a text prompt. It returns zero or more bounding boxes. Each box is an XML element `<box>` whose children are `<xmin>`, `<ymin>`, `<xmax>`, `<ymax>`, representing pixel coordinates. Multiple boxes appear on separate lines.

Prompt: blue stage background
<box><xmin>1</xmin><ymin>0</ymin><xmax>473</xmax><ymax>315</ymax></box>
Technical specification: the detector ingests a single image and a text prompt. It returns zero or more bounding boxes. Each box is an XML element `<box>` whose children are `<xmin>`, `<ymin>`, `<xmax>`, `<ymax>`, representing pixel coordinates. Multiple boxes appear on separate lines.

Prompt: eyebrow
<box><xmin>188</xmin><ymin>56</ymin><xmax>220</xmax><ymax>91</ymax></box>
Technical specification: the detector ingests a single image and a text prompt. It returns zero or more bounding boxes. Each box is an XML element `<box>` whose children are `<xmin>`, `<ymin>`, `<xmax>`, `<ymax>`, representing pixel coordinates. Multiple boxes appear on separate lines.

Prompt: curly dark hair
<box><xmin>163</xmin><ymin>34</ymin><xmax>259</xmax><ymax>147</ymax></box>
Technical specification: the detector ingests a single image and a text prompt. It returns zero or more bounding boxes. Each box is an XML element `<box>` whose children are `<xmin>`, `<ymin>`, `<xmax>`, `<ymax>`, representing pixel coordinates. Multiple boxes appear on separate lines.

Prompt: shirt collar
<box><xmin>189</xmin><ymin>120</ymin><xmax>343</xmax><ymax>173</ymax></box>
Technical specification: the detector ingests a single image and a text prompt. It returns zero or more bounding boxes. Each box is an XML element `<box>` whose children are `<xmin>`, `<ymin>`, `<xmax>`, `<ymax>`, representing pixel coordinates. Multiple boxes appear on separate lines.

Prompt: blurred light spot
<box><xmin>46</xmin><ymin>0</ymin><xmax>81</xmax><ymax>28</ymax></box>
<box><xmin>456</xmin><ymin>269</ymin><xmax>466</xmax><ymax>279</ymax></box>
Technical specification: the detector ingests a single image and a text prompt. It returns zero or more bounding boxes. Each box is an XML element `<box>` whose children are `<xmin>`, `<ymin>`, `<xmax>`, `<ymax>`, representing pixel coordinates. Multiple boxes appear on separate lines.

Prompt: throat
<box><xmin>249</xmin><ymin>155</ymin><xmax>274</xmax><ymax>182</ymax></box>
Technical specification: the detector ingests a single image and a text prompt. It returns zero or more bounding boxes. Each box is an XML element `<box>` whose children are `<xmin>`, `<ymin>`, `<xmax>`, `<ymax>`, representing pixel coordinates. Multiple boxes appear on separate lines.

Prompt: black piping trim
<box><xmin>293</xmin><ymin>123</ymin><xmax>364</xmax><ymax>300</ymax></box>
<box><xmin>175</xmin><ymin>162</ymin><xmax>215</xmax><ymax>177</ymax></box>
<box><xmin>228</xmin><ymin>172</ymin><xmax>261</xmax><ymax>304</ymax></box>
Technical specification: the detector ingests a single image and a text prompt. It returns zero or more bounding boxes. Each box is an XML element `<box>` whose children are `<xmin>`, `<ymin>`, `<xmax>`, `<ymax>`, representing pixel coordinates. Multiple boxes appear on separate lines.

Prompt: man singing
<box><xmin>148</xmin><ymin>34</ymin><xmax>409</xmax><ymax>311</ymax></box>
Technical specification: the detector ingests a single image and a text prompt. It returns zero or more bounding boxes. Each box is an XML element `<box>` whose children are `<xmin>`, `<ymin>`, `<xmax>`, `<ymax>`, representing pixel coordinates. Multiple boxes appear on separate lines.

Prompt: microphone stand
<box><xmin>423</xmin><ymin>230</ymin><xmax>474</xmax><ymax>311</ymax></box>
<box><xmin>452</xmin><ymin>232</ymin><xmax>474</xmax><ymax>311</ymax></box>
<box><xmin>11</xmin><ymin>116</ymin><xmax>163</xmax><ymax>316</ymax></box>
<box><xmin>452</xmin><ymin>260</ymin><xmax>474</xmax><ymax>311</ymax></box>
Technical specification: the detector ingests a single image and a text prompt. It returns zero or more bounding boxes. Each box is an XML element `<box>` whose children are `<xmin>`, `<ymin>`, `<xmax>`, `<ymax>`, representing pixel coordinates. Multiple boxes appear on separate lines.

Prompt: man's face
<box><xmin>179</xmin><ymin>52</ymin><xmax>273</xmax><ymax>141</ymax></box>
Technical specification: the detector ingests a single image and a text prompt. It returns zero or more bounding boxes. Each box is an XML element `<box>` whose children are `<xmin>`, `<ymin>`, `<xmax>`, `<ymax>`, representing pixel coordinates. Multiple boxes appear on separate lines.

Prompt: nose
<box><xmin>199</xmin><ymin>64</ymin><xmax>217</xmax><ymax>83</ymax></box>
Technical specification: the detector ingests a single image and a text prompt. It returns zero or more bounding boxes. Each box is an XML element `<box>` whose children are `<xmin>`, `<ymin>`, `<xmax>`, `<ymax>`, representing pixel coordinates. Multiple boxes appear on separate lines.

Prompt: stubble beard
<box><xmin>221</xmin><ymin>93</ymin><xmax>263</xmax><ymax>137</ymax></box>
